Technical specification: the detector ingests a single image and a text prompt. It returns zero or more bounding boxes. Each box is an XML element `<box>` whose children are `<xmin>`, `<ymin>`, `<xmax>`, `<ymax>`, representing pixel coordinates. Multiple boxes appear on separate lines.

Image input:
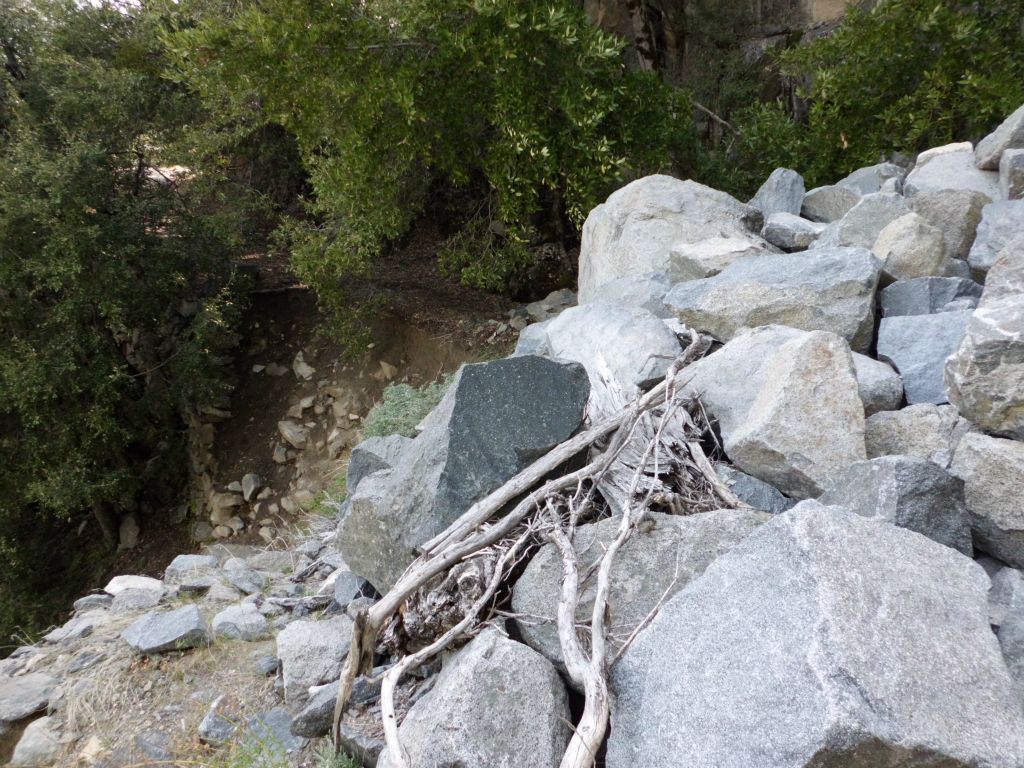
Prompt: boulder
<box><xmin>991</xmin><ymin>565</ymin><xmax>1024</xmax><ymax>629</ymax></box>
<box><xmin>851</xmin><ymin>355</ymin><xmax>904</xmax><ymax>415</ymax></box>
<box><xmin>976</xmin><ymin>103</ymin><xmax>1024</xmax><ymax>170</ymax></box>
<box><xmin>665</xmin><ymin>247</ymin><xmax>880</xmax><ymax>352</ymax></box>
<box><xmin>714</xmin><ymin>465</ymin><xmax>794</xmax><ymax>514</ymax></box>
<box><xmin>871</xmin><ymin>212</ymin><xmax>951</xmax><ymax>282</ymax></box>
<box><xmin>724</xmin><ymin>331</ymin><xmax>866</xmax><ymax>498</ymax></box>
<box><xmin>670</xmin><ymin>236</ymin><xmax>776</xmax><ymax>282</ymax></box>
<box><xmin>608</xmin><ymin>503</ymin><xmax>1024</xmax><ymax>768</ymax></box>
<box><xmin>103</xmin><ymin>574</ymin><xmax>163</xmax><ymax>597</ymax></box>
<box><xmin>525</xmin><ymin>288</ymin><xmax>575</xmax><ymax>323</ymax></box>
<box><xmin>197</xmin><ymin>695</ymin><xmax>237</xmax><ymax>746</ymax></box>
<box><xmin>212</xmin><ymin>603</ymin><xmax>269</xmax><ymax>641</ymax></box>
<box><xmin>812</xmin><ymin>192</ymin><xmax>910</xmax><ymax>250</ymax></box>
<box><xmin>837</xmin><ymin>161</ymin><xmax>907</xmax><ymax>195</ymax></box>
<box><xmin>1000</xmin><ymin>601</ymin><xmax>1024</xmax><ymax>708</ymax></box>
<box><xmin>222</xmin><ymin>557</ymin><xmax>265</xmax><ymax>595</ymax></box>
<box><xmin>72</xmin><ymin>594</ymin><xmax>111</xmax><ymax>612</ymax></box>
<box><xmin>577</xmin><ymin>175</ymin><xmax>766</xmax><ymax>300</ymax></box>
<box><xmin>163</xmin><ymin>554</ymin><xmax>218</xmax><ymax>584</ymax></box>
<box><xmin>240</xmin><ymin>708</ymin><xmax>304</xmax><ymax>765</ymax></box>
<box><xmin>0</xmin><ymin>673</ymin><xmax>56</xmax><ymax>723</ymax></box>
<box><xmin>512</xmin><ymin>320</ymin><xmax>551</xmax><ymax>356</ymax></box>
<box><xmin>338</xmin><ymin>356</ymin><xmax>589</xmax><ymax>592</ymax></box>
<box><xmin>748</xmin><ymin>167</ymin><xmax>804</xmax><ymax>217</ymax></box>
<box><xmin>1000</xmin><ymin>148</ymin><xmax>1024</xmax><ymax>200</ymax></box>
<box><xmin>275</xmin><ymin>616</ymin><xmax>353</xmax><ymax>704</ymax></box>
<box><xmin>512</xmin><ymin>509</ymin><xmax>769</xmax><ymax>668</ymax></box>
<box><xmin>951</xmin><ymin>432</ymin><xmax>1024</xmax><ymax>569</ymax></box>
<box><xmin>331</xmin><ymin>571</ymin><xmax>372</xmax><ymax>610</ymax></box>
<box><xmin>760</xmin><ymin>212</ymin><xmax>825</xmax><ymax>251</ymax></box>
<box><xmin>377</xmin><ymin>629</ymin><xmax>570</xmax><ymax>768</ymax></box>
<box><xmin>982</xmin><ymin>237</ymin><xmax>1024</xmax><ymax>305</ymax></box>
<box><xmin>819</xmin><ymin>456</ymin><xmax>972</xmax><ymax>554</ymax></box>
<box><xmin>904</xmin><ymin>142</ymin><xmax>1001</xmax><ymax>200</ymax></box>
<box><xmin>583</xmin><ymin>272</ymin><xmax>672</xmax><ymax>317</ymax></box>
<box><xmin>877</xmin><ymin>310</ymin><xmax>972</xmax><ymax>404</ymax></box>
<box><xmin>801</xmin><ymin>184</ymin><xmax>859</xmax><ymax>223</ymax></box>
<box><xmin>111</xmin><ymin>587</ymin><xmax>163</xmax><ymax>613</ymax></box>
<box><xmin>969</xmin><ymin>200</ymin><xmax>1024</xmax><ymax>277</ymax></box>
<box><xmin>880</xmin><ymin>276</ymin><xmax>983</xmax><ymax>317</ymax></box>
<box><xmin>121</xmin><ymin>605</ymin><xmax>210</xmax><ymax>655</ymax></box>
<box><xmin>945</xmin><ymin>297</ymin><xmax>1024</xmax><ymax>439</ymax></box>
<box><xmin>908</xmin><ymin>188</ymin><xmax>990</xmax><ymax>260</ymax></box>
<box><xmin>345</xmin><ymin>435</ymin><xmax>411</xmax><ymax>496</ymax></box>
<box><xmin>10</xmin><ymin>716</ymin><xmax>61</xmax><ymax>767</ymax></box>
<box><xmin>241</xmin><ymin>473</ymin><xmax>262</xmax><ymax>503</ymax></box>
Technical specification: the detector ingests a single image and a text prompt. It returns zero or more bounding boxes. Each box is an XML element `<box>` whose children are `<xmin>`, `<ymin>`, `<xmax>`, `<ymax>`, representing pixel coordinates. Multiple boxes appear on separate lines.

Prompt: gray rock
<box><xmin>1000</xmin><ymin>601</ymin><xmax>1024</xmax><ymax>709</ymax></box>
<box><xmin>577</xmin><ymin>175</ymin><xmax>767</xmax><ymax>300</ymax></box>
<box><xmin>669</xmin><ymin>236</ymin><xmax>776</xmax><ymax>282</ymax></box>
<box><xmin>512</xmin><ymin>320</ymin><xmax>551</xmax><ymax>356</ymax></box>
<box><xmin>665</xmin><ymin>247</ymin><xmax>880</xmax><ymax>352</ymax></box>
<box><xmin>110</xmin><ymin>587</ymin><xmax>163</xmax><ymax>614</ymax></box>
<box><xmin>880</xmin><ymin>276</ymin><xmax>983</xmax><ymax>317</ymax></box>
<box><xmin>905</xmin><ymin>142</ymin><xmax>1001</xmax><ymax>200</ymax></box>
<box><xmin>103</xmin><ymin>574</ymin><xmax>163</xmax><ymax>596</ymax></box>
<box><xmin>212</xmin><ymin>603</ymin><xmax>269</xmax><ymax>641</ymax></box>
<box><xmin>198</xmin><ymin>695</ymin><xmax>237</xmax><ymax>746</ymax></box>
<box><xmin>608</xmin><ymin>503</ymin><xmax>1024</xmax><ymax>768</ymax></box>
<box><xmin>291</xmin><ymin>681</ymin><xmax>338</xmax><ymax>738</ymax></box>
<box><xmin>377</xmin><ymin>629</ymin><xmax>570</xmax><ymax>768</ymax></box>
<box><xmin>951</xmin><ymin>432</ymin><xmax>1024</xmax><ymax>569</ymax></box>
<box><xmin>72</xmin><ymin>594</ymin><xmax>111</xmax><ymax>612</ymax></box>
<box><xmin>277</xmin><ymin>420</ymin><xmax>309</xmax><ymax>450</ymax></box>
<box><xmin>760</xmin><ymin>212</ymin><xmax>826</xmax><ymax>251</ymax></box>
<box><xmin>801</xmin><ymin>184</ymin><xmax>859</xmax><ymax>223</ymax></box>
<box><xmin>338</xmin><ymin>356</ymin><xmax>589</xmax><ymax>592</ymax></box>
<box><xmin>121</xmin><ymin>605</ymin><xmax>210</xmax><ymax>655</ymax></box>
<box><xmin>945</xmin><ymin>297</ymin><xmax>1024</xmax><ymax>439</ymax></box>
<box><xmin>968</xmin><ymin>200</ymin><xmax>1024</xmax><ymax>276</ymax></box>
<box><xmin>332</xmin><ymin>571</ymin><xmax>371</xmax><ymax>609</ymax></box>
<box><xmin>864</xmin><ymin>403</ymin><xmax>972</xmax><ymax>468</ymax></box>
<box><xmin>872</xmin><ymin>212</ymin><xmax>950</xmax><ymax>282</ymax></box>
<box><xmin>991</xmin><ymin>566</ymin><xmax>1024</xmax><ymax>628</ymax></box>
<box><xmin>1000</xmin><ymin>148</ymin><xmax>1024</xmax><ymax>200</ymax></box>
<box><xmin>851</xmin><ymin>355</ymin><xmax>904</xmax><ymax>416</ymax></box>
<box><xmin>10</xmin><ymin>716</ymin><xmax>61</xmax><ymax>767</ymax></box>
<box><xmin>877</xmin><ymin>310</ymin><xmax>972</xmax><ymax>404</ymax></box>
<box><xmin>982</xmin><ymin>237</ymin><xmax>1024</xmax><ymax>304</ymax></box>
<box><xmin>222</xmin><ymin>557</ymin><xmax>266</xmax><ymax>595</ymax></box>
<box><xmin>240</xmin><ymin>708</ymin><xmax>304</xmax><ymax>766</ymax></box>
<box><xmin>976</xmin><ymin>103</ymin><xmax>1024</xmax><ymax>170</ymax></box>
<box><xmin>909</xmin><ymin>188</ymin><xmax>990</xmax><ymax>260</ymax></box>
<box><xmin>812</xmin><ymin>192</ymin><xmax>910</xmax><ymax>251</ymax></box>
<box><xmin>748</xmin><ymin>167</ymin><xmax>804</xmax><ymax>217</ymax></box>
<box><xmin>241</xmin><ymin>473</ymin><xmax>263</xmax><ymax>503</ymax></box>
<box><xmin>43</xmin><ymin>615</ymin><xmax>93</xmax><ymax>644</ymax></box>
<box><xmin>163</xmin><ymin>554</ymin><xmax>218</xmax><ymax>584</ymax></box>
<box><xmin>838</xmin><ymin>161</ymin><xmax>907</xmax><ymax>195</ymax></box>
<box><xmin>819</xmin><ymin>456</ymin><xmax>972</xmax><ymax>554</ymax></box>
<box><xmin>346</xmin><ymin>435</ymin><xmax>412</xmax><ymax>495</ymax></box>
<box><xmin>0</xmin><ymin>673</ymin><xmax>56</xmax><ymax>722</ymax></box>
<box><xmin>525</xmin><ymin>288</ymin><xmax>576</xmax><ymax>323</ymax></box>
<box><xmin>714</xmin><ymin>465</ymin><xmax>794</xmax><ymax>514</ymax></box>
<box><xmin>513</xmin><ymin>509</ymin><xmax>769</xmax><ymax>668</ymax></box>
<box><xmin>583</xmin><ymin>272</ymin><xmax>672</xmax><ymax>317</ymax></box>
<box><xmin>275</xmin><ymin>615</ymin><xmax>353</xmax><ymax>703</ymax></box>
<box><xmin>725</xmin><ymin>331</ymin><xmax>866</xmax><ymax>498</ymax></box>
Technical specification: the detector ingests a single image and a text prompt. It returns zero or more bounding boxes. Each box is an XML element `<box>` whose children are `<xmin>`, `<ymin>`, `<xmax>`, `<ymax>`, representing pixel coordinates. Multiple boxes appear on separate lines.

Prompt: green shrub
<box><xmin>363</xmin><ymin>376</ymin><xmax>453</xmax><ymax>439</ymax></box>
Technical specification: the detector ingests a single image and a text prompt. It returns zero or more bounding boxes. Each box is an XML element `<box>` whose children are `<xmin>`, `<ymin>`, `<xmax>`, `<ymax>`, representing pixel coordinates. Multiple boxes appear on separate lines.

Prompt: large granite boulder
<box><xmin>968</xmin><ymin>200</ymin><xmax>1024</xmax><ymax>276</ymax></box>
<box><xmin>608</xmin><ymin>503</ymin><xmax>1024</xmax><ymax>768</ymax></box>
<box><xmin>0</xmin><ymin>674</ymin><xmax>56</xmax><ymax>723</ymax></box>
<box><xmin>583</xmin><ymin>272</ymin><xmax>672</xmax><ymax>317</ymax></box>
<box><xmin>819</xmin><ymin>456</ymin><xmax>972</xmax><ymax>554</ymax></box>
<box><xmin>121</xmin><ymin>605</ymin><xmax>210</xmax><ymax>655</ymax></box>
<box><xmin>880</xmin><ymin>276</ymin><xmax>982</xmax><ymax>317</ymax></box>
<box><xmin>275</xmin><ymin>616</ymin><xmax>353</xmax><ymax>704</ymax></box>
<box><xmin>338</xmin><ymin>356</ymin><xmax>589</xmax><ymax>592</ymax></box>
<box><xmin>871</xmin><ymin>212</ymin><xmax>951</xmax><ymax>282</ymax></box>
<box><xmin>877</xmin><ymin>310</ymin><xmax>972</xmax><ymax>404</ymax></box>
<box><xmin>346</xmin><ymin>435</ymin><xmax>412</xmax><ymax>495</ymax></box>
<box><xmin>904</xmin><ymin>142</ymin><xmax>1001</xmax><ymax>200</ymax></box>
<box><xmin>725</xmin><ymin>331</ymin><xmax>865</xmax><ymax>498</ymax></box>
<box><xmin>749</xmin><ymin>167</ymin><xmax>804</xmax><ymax>217</ymax></box>
<box><xmin>864</xmin><ymin>403</ymin><xmax>973</xmax><ymax>468</ymax></box>
<box><xmin>945</xmin><ymin>298</ymin><xmax>1024</xmax><ymax>439</ymax></box>
<box><xmin>981</xmin><ymin>238</ymin><xmax>1024</xmax><ymax>305</ymax></box>
<box><xmin>577</xmin><ymin>175</ymin><xmax>766</xmax><ymax>300</ymax></box>
<box><xmin>801</xmin><ymin>184</ymin><xmax>859</xmax><ymax>223</ymax></box>
<box><xmin>811</xmin><ymin>192</ymin><xmax>910</xmax><ymax>250</ymax></box>
<box><xmin>511</xmin><ymin>509</ymin><xmax>769</xmax><ymax>669</ymax></box>
<box><xmin>838</xmin><ymin>161</ymin><xmax>907</xmax><ymax>195</ymax></box>
<box><xmin>976</xmin><ymin>103</ymin><xmax>1024</xmax><ymax>170</ymax></box>
<box><xmin>10</xmin><ymin>716</ymin><xmax>60</xmax><ymax>767</ymax></box>
<box><xmin>665</xmin><ymin>247</ymin><xmax>880</xmax><ymax>352</ymax></box>
<box><xmin>951</xmin><ymin>432</ymin><xmax>1024</xmax><ymax>569</ymax></box>
<box><xmin>377</xmin><ymin>629</ymin><xmax>570</xmax><ymax>768</ymax></box>
<box><xmin>908</xmin><ymin>188</ymin><xmax>990</xmax><ymax>259</ymax></box>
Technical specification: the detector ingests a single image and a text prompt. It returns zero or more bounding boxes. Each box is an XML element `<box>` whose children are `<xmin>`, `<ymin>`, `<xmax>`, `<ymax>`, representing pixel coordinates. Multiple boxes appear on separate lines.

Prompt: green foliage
<box><xmin>167</xmin><ymin>0</ymin><xmax>693</xmax><ymax>295</ymax></box>
<box><xmin>363</xmin><ymin>376</ymin><xmax>453</xmax><ymax>439</ymax></box>
<box><xmin>695</xmin><ymin>0</ymin><xmax>1024</xmax><ymax>197</ymax></box>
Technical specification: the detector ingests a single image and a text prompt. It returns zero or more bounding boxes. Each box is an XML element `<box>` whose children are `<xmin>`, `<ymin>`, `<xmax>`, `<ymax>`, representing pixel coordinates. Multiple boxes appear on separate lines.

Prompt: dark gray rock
<box><xmin>714</xmin><ymin>465</ymin><xmax>794</xmax><ymax>514</ymax></box>
<box><xmin>0</xmin><ymin>673</ymin><xmax>56</xmax><ymax>722</ymax></box>
<box><xmin>346</xmin><ymin>435</ymin><xmax>412</xmax><ymax>496</ymax></box>
<box><xmin>275</xmin><ymin>615</ymin><xmax>353</xmax><ymax>703</ymax></box>
<box><xmin>801</xmin><ymin>184</ymin><xmax>859</xmax><ymax>223</ymax></box>
<box><xmin>332</xmin><ymin>571</ymin><xmax>371</xmax><ymax>610</ymax></box>
<box><xmin>968</xmin><ymin>200</ymin><xmax>1024</xmax><ymax>276</ymax></box>
<box><xmin>291</xmin><ymin>681</ymin><xmax>337</xmax><ymax>737</ymax></box>
<box><xmin>990</xmin><ymin>565</ymin><xmax>1024</xmax><ymax>629</ymax></box>
<box><xmin>976</xmin><ymin>103</ymin><xmax>1024</xmax><ymax>170</ymax></box>
<box><xmin>877</xmin><ymin>310</ymin><xmax>972</xmax><ymax>404</ymax></box>
<box><xmin>819</xmin><ymin>456</ymin><xmax>973</xmax><ymax>554</ymax></box>
<box><xmin>608</xmin><ymin>503</ymin><xmax>1024</xmax><ymax>768</ymax></box>
<box><xmin>665</xmin><ymin>247</ymin><xmax>881</xmax><ymax>352</ymax></box>
<box><xmin>240</xmin><ymin>708</ymin><xmax>304</xmax><ymax>766</ymax></box>
<box><xmin>377</xmin><ymin>629</ymin><xmax>570</xmax><ymax>768</ymax></box>
<box><xmin>121</xmin><ymin>605</ymin><xmax>211</xmax><ymax>655</ymax></box>
<box><xmin>584</xmin><ymin>272</ymin><xmax>672</xmax><ymax>317</ymax></box>
<box><xmin>749</xmin><ymin>167</ymin><xmax>804</xmax><ymax>217</ymax></box>
<box><xmin>338</xmin><ymin>356</ymin><xmax>589</xmax><ymax>592</ymax></box>
<box><xmin>761</xmin><ymin>212</ymin><xmax>825</xmax><ymax>251</ymax></box>
<box><xmin>253</xmin><ymin>653</ymin><xmax>278</xmax><ymax>677</ymax></box>
<box><xmin>512</xmin><ymin>509</ymin><xmax>770</xmax><ymax>669</ymax></box>
<box><xmin>198</xmin><ymin>696</ymin><xmax>237</xmax><ymax>746</ymax></box>
<box><xmin>838</xmin><ymin>161</ymin><xmax>907</xmax><ymax>195</ymax></box>
<box><xmin>880</xmin><ymin>277</ymin><xmax>983</xmax><ymax>317</ymax></box>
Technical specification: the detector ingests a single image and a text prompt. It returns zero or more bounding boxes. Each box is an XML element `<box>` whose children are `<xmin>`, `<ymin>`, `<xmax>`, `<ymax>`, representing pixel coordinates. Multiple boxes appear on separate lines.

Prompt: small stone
<box><xmin>265</xmin><ymin>362</ymin><xmax>288</xmax><ymax>377</ymax></box>
<box><xmin>198</xmin><ymin>695</ymin><xmax>237</xmax><ymax>746</ymax></box>
<box><xmin>253</xmin><ymin>653</ymin><xmax>279</xmax><ymax>676</ymax></box>
<box><xmin>223</xmin><ymin>558</ymin><xmax>265</xmax><ymax>595</ymax></box>
<box><xmin>292</xmin><ymin>351</ymin><xmax>315</xmax><ymax>380</ymax></box>
<box><xmin>272</xmin><ymin>443</ymin><xmax>288</xmax><ymax>464</ymax></box>
<box><xmin>332</xmin><ymin>571</ymin><xmax>371</xmax><ymax>610</ymax></box>
<box><xmin>121</xmin><ymin>605</ymin><xmax>211</xmax><ymax>655</ymax></box>
<box><xmin>73</xmin><ymin>594</ymin><xmax>112</xmax><ymax>612</ymax></box>
<box><xmin>851</xmin><ymin>354</ymin><xmax>904</xmax><ymax>416</ymax></box>
<box><xmin>164</xmin><ymin>554</ymin><xmax>218</xmax><ymax>584</ymax></box>
<box><xmin>241</xmin><ymin>473</ymin><xmax>263</xmax><ymax>503</ymax></box>
<box><xmin>43</xmin><ymin>615</ymin><xmax>94</xmax><ymax>644</ymax></box>
<box><xmin>212</xmin><ymin>525</ymin><xmax>232</xmax><ymax>539</ymax></box>
<box><xmin>277</xmin><ymin>420</ymin><xmax>309</xmax><ymax>450</ymax></box>
<box><xmin>714</xmin><ymin>465</ymin><xmax>794</xmax><ymax>514</ymax></box>
<box><xmin>212</xmin><ymin>603</ymin><xmax>269</xmax><ymax>641</ymax></box>
<box><xmin>837</xmin><ymin>161</ymin><xmax>907</xmax><ymax>195</ymax></box>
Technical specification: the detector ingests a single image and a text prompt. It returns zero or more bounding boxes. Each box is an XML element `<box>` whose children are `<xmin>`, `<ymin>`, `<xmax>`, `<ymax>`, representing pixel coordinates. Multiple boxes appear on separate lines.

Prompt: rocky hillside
<box><xmin>3</xmin><ymin>104</ymin><xmax>1024</xmax><ymax>768</ymax></box>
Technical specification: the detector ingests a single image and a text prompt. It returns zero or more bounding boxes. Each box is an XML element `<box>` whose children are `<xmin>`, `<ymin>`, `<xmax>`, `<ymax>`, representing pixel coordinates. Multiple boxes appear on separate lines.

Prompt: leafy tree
<box><xmin>167</xmin><ymin>0</ymin><xmax>695</xmax><ymax>299</ymax></box>
<box><xmin>0</xmin><ymin>0</ymin><xmax>246</xmax><ymax>643</ymax></box>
